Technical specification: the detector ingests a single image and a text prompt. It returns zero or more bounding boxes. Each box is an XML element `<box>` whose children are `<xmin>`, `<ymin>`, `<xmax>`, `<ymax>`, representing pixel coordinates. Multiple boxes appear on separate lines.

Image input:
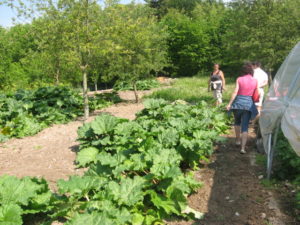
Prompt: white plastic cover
<box><xmin>260</xmin><ymin>42</ymin><xmax>300</xmax><ymax>156</ymax></box>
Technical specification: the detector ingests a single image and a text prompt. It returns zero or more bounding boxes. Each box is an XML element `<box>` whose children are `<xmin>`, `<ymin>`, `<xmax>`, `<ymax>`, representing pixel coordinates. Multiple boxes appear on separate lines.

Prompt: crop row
<box><xmin>0</xmin><ymin>99</ymin><xmax>229</xmax><ymax>224</ymax></box>
<box><xmin>0</xmin><ymin>86</ymin><xmax>121</xmax><ymax>142</ymax></box>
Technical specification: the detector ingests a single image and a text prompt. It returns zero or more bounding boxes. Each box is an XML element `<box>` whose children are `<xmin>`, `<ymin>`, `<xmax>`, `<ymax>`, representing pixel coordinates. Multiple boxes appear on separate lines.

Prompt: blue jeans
<box><xmin>233</xmin><ymin>109</ymin><xmax>251</xmax><ymax>133</ymax></box>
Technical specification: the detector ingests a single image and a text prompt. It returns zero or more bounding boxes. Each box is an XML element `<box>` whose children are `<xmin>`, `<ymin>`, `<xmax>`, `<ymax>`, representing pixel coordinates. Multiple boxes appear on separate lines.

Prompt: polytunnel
<box><xmin>259</xmin><ymin>41</ymin><xmax>300</xmax><ymax>178</ymax></box>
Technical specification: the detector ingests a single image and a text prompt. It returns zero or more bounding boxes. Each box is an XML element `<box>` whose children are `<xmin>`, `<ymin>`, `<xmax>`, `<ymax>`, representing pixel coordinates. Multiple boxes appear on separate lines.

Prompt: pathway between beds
<box><xmin>0</xmin><ymin>90</ymin><xmax>150</xmax><ymax>189</ymax></box>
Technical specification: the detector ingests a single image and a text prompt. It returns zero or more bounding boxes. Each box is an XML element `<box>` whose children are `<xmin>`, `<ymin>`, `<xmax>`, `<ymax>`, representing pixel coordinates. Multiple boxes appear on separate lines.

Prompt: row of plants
<box><xmin>0</xmin><ymin>86</ymin><xmax>121</xmax><ymax>142</ymax></box>
<box><xmin>0</xmin><ymin>99</ymin><xmax>229</xmax><ymax>224</ymax></box>
<box><xmin>113</xmin><ymin>80</ymin><xmax>161</xmax><ymax>91</ymax></box>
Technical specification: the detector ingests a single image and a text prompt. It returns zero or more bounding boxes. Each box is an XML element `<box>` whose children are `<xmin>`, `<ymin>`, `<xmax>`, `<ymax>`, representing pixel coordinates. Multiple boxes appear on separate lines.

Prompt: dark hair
<box><xmin>255</xmin><ymin>61</ymin><xmax>261</xmax><ymax>67</ymax></box>
<box><xmin>241</xmin><ymin>62</ymin><xmax>254</xmax><ymax>76</ymax></box>
<box><xmin>252</xmin><ymin>61</ymin><xmax>261</xmax><ymax>67</ymax></box>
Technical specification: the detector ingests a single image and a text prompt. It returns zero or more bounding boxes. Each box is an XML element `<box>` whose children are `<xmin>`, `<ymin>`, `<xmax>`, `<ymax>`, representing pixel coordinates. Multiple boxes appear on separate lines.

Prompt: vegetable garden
<box><xmin>0</xmin><ymin>86</ymin><xmax>121</xmax><ymax>142</ymax></box>
<box><xmin>0</xmin><ymin>98</ymin><xmax>228</xmax><ymax>225</ymax></box>
<box><xmin>0</xmin><ymin>0</ymin><xmax>299</xmax><ymax>224</ymax></box>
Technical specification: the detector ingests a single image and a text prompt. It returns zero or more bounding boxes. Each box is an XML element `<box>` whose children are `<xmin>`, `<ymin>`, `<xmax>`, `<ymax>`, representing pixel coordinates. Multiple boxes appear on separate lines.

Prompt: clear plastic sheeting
<box><xmin>260</xmin><ymin>41</ymin><xmax>300</xmax><ymax>156</ymax></box>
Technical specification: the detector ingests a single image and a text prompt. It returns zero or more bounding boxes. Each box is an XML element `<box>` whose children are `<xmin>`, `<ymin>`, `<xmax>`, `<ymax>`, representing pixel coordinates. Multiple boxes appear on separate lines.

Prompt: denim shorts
<box><xmin>233</xmin><ymin>109</ymin><xmax>251</xmax><ymax>132</ymax></box>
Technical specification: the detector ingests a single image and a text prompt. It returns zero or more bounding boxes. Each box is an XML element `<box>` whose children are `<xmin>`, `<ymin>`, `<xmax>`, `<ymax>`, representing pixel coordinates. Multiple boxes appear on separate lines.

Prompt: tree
<box><xmin>3</xmin><ymin>0</ymin><xmax>102</xmax><ymax>119</ymax></box>
<box><xmin>162</xmin><ymin>9</ymin><xmax>211</xmax><ymax>76</ymax></box>
<box><xmin>102</xmin><ymin>4</ymin><xmax>169</xmax><ymax>102</ymax></box>
<box><xmin>54</xmin><ymin>0</ymin><xmax>101</xmax><ymax>119</ymax></box>
<box><xmin>30</xmin><ymin>2</ymin><xmax>70</xmax><ymax>86</ymax></box>
<box><xmin>0</xmin><ymin>24</ymin><xmax>38</xmax><ymax>90</ymax></box>
<box><xmin>191</xmin><ymin>1</ymin><xmax>227</xmax><ymax>67</ymax></box>
<box><xmin>146</xmin><ymin>0</ymin><xmax>204</xmax><ymax>17</ymax></box>
<box><xmin>223</xmin><ymin>0</ymin><xmax>300</xmax><ymax>72</ymax></box>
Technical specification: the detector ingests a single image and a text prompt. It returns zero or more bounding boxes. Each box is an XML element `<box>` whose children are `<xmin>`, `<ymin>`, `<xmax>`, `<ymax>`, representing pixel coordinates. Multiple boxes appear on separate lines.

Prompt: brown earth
<box><xmin>0</xmin><ymin>89</ymin><xmax>297</xmax><ymax>225</ymax></box>
<box><xmin>0</xmin><ymin>90</ymin><xmax>150</xmax><ymax>190</ymax></box>
<box><xmin>168</xmin><ymin>127</ymin><xmax>297</xmax><ymax>225</ymax></box>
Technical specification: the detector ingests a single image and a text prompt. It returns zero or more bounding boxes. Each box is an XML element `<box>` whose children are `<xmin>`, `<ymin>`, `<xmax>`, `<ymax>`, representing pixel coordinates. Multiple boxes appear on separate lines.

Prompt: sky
<box><xmin>0</xmin><ymin>0</ymin><xmax>145</xmax><ymax>28</ymax></box>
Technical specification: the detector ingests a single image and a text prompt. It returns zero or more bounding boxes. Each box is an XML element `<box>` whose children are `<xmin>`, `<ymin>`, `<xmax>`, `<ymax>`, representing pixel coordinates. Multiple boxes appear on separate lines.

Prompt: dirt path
<box><xmin>0</xmin><ymin>90</ymin><xmax>150</xmax><ymax>189</ymax></box>
<box><xmin>170</xmin><ymin>127</ymin><xmax>296</xmax><ymax>225</ymax></box>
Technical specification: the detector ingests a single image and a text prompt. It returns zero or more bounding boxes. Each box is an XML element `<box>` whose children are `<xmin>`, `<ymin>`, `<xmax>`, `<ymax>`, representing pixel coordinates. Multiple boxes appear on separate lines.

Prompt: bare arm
<box><xmin>220</xmin><ymin>71</ymin><xmax>226</xmax><ymax>90</ymax></box>
<box><xmin>259</xmin><ymin>79</ymin><xmax>268</xmax><ymax>88</ymax></box>
<box><xmin>226</xmin><ymin>79</ymin><xmax>239</xmax><ymax>110</ymax></box>
<box><xmin>208</xmin><ymin>75</ymin><xmax>211</xmax><ymax>91</ymax></box>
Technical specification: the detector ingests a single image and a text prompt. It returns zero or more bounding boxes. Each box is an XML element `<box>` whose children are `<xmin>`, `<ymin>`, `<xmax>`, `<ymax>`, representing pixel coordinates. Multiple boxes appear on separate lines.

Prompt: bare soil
<box><xmin>0</xmin><ymin>89</ymin><xmax>297</xmax><ymax>224</ymax></box>
<box><xmin>168</xmin><ymin>127</ymin><xmax>297</xmax><ymax>225</ymax></box>
<box><xmin>0</xmin><ymin>90</ymin><xmax>149</xmax><ymax>189</ymax></box>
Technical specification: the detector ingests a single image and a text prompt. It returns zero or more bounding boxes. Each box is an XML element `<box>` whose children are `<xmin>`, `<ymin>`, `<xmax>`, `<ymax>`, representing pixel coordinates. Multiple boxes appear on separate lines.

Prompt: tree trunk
<box><xmin>82</xmin><ymin>68</ymin><xmax>89</xmax><ymax>120</ymax></box>
<box><xmin>55</xmin><ymin>68</ymin><xmax>60</xmax><ymax>86</ymax></box>
<box><xmin>94</xmin><ymin>82</ymin><xmax>98</xmax><ymax>91</ymax></box>
<box><xmin>133</xmin><ymin>82</ymin><xmax>139</xmax><ymax>103</ymax></box>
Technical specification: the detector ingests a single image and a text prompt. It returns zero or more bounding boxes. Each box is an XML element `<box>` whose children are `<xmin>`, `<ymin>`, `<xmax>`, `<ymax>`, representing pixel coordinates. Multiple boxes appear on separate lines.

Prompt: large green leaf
<box><xmin>0</xmin><ymin>204</ymin><xmax>22</xmax><ymax>225</ymax></box>
<box><xmin>0</xmin><ymin>176</ymin><xmax>40</xmax><ymax>206</ymax></box>
<box><xmin>76</xmin><ymin>147</ymin><xmax>99</xmax><ymax>167</ymax></box>
<box><xmin>57</xmin><ymin>175</ymin><xmax>106</xmax><ymax>196</ymax></box>
<box><xmin>90</xmin><ymin>114</ymin><xmax>120</xmax><ymax>135</ymax></box>
<box><xmin>86</xmin><ymin>200</ymin><xmax>132</xmax><ymax>224</ymax></box>
<box><xmin>146</xmin><ymin>190</ymin><xmax>181</xmax><ymax>216</ymax></box>
<box><xmin>107</xmin><ymin>176</ymin><xmax>145</xmax><ymax>206</ymax></box>
<box><xmin>66</xmin><ymin>212</ymin><xmax>116</xmax><ymax>225</ymax></box>
<box><xmin>148</xmin><ymin>148</ymin><xmax>182</xmax><ymax>178</ymax></box>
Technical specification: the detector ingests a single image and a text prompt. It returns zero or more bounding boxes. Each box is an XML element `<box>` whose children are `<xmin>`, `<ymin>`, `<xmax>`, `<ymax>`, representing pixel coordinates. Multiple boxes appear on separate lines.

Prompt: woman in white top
<box><xmin>252</xmin><ymin>61</ymin><xmax>268</xmax><ymax>113</ymax></box>
<box><xmin>208</xmin><ymin>64</ymin><xmax>226</xmax><ymax>105</ymax></box>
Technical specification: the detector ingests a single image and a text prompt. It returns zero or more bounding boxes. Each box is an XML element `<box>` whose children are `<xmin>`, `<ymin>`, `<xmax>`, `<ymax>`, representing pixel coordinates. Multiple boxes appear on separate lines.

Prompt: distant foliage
<box><xmin>0</xmin><ymin>86</ymin><xmax>120</xmax><ymax>141</ymax></box>
<box><xmin>113</xmin><ymin>79</ymin><xmax>160</xmax><ymax>91</ymax></box>
<box><xmin>162</xmin><ymin>10</ymin><xmax>210</xmax><ymax>76</ymax></box>
<box><xmin>222</xmin><ymin>0</ymin><xmax>300</xmax><ymax>72</ymax></box>
<box><xmin>1</xmin><ymin>0</ymin><xmax>300</xmax><ymax>87</ymax></box>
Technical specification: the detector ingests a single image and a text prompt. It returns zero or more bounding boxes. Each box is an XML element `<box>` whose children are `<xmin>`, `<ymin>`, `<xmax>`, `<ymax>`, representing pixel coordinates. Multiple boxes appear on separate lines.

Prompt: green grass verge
<box><xmin>146</xmin><ymin>76</ymin><xmax>235</xmax><ymax>104</ymax></box>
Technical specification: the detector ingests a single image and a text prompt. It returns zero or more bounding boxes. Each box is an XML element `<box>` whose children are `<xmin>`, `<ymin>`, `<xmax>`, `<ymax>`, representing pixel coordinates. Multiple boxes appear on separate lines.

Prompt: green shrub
<box><xmin>113</xmin><ymin>79</ymin><xmax>160</xmax><ymax>91</ymax></box>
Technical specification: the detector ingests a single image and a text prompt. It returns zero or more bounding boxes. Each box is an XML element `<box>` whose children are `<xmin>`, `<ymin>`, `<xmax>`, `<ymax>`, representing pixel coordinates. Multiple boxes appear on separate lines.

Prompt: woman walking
<box><xmin>226</xmin><ymin>63</ymin><xmax>258</xmax><ymax>154</ymax></box>
<box><xmin>208</xmin><ymin>64</ymin><xmax>226</xmax><ymax>105</ymax></box>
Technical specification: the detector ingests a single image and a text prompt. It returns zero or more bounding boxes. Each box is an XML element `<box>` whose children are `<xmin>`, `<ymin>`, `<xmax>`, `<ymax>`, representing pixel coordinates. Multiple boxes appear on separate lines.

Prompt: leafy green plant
<box><xmin>89</xmin><ymin>92</ymin><xmax>122</xmax><ymax>110</ymax></box>
<box><xmin>57</xmin><ymin>99</ymin><xmax>228</xmax><ymax>224</ymax></box>
<box><xmin>113</xmin><ymin>80</ymin><xmax>160</xmax><ymax>91</ymax></box>
<box><xmin>0</xmin><ymin>175</ymin><xmax>53</xmax><ymax>225</ymax></box>
<box><xmin>0</xmin><ymin>86</ymin><xmax>121</xmax><ymax>141</ymax></box>
<box><xmin>146</xmin><ymin>76</ymin><xmax>236</xmax><ymax>104</ymax></box>
<box><xmin>274</xmin><ymin>131</ymin><xmax>300</xmax><ymax>218</ymax></box>
<box><xmin>0</xmin><ymin>99</ymin><xmax>228</xmax><ymax>224</ymax></box>
<box><xmin>274</xmin><ymin>132</ymin><xmax>300</xmax><ymax>182</ymax></box>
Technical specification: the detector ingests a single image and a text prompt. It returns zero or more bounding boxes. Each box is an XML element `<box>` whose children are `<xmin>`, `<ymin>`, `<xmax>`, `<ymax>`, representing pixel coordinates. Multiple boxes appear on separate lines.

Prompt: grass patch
<box><xmin>146</xmin><ymin>76</ymin><xmax>235</xmax><ymax>104</ymax></box>
<box><xmin>260</xmin><ymin>179</ymin><xmax>279</xmax><ymax>189</ymax></box>
<box><xmin>256</xmin><ymin>153</ymin><xmax>267</xmax><ymax>167</ymax></box>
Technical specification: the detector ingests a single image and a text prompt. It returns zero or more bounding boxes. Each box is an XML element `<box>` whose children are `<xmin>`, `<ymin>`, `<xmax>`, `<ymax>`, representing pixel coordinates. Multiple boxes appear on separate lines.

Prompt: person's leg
<box><xmin>233</xmin><ymin>110</ymin><xmax>242</xmax><ymax>145</ymax></box>
<box><xmin>240</xmin><ymin>110</ymin><xmax>251</xmax><ymax>153</ymax></box>
<box><xmin>217</xmin><ymin>90</ymin><xmax>223</xmax><ymax>105</ymax></box>
<box><xmin>234</xmin><ymin>125</ymin><xmax>241</xmax><ymax>144</ymax></box>
<box><xmin>241</xmin><ymin>132</ymin><xmax>248</xmax><ymax>153</ymax></box>
<box><xmin>213</xmin><ymin>90</ymin><xmax>218</xmax><ymax>106</ymax></box>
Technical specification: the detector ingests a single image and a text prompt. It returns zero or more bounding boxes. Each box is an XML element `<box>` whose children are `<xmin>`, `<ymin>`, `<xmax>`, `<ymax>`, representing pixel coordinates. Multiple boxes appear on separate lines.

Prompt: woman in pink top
<box><xmin>226</xmin><ymin>63</ymin><xmax>258</xmax><ymax>154</ymax></box>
